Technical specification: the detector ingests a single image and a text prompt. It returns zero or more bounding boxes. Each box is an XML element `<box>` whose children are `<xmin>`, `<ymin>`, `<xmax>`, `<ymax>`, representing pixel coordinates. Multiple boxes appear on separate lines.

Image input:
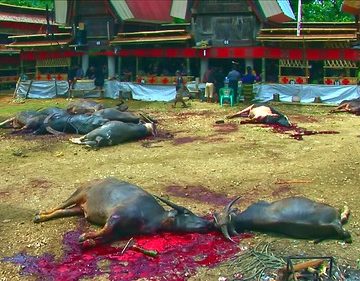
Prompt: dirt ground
<box><xmin>0</xmin><ymin>93</ymin><xmax>359</xmax><ymax>280</ymax></box>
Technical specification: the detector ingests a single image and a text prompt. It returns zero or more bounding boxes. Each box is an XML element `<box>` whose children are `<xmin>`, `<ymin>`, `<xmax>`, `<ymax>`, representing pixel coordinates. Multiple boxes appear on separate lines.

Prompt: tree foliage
<box><xmin>289</xmin><ymin>0</ymin><xmax>354</xmax><ymax>22</ymax></box>
<box><xmin>0</xmin><ymin>0</ymin><xmax>53</xmax><ymax>9</ymax></box>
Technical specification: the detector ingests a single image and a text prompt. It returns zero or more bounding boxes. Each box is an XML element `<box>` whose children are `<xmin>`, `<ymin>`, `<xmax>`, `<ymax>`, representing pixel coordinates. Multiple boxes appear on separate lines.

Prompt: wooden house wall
<box><xmin>192</xmin><ymin>1</ymin><xmax>259</xmax><ymax>47</ymax></box>
<box><xmin>193</xmin><ymin>15</ymin><xmax>257</xmax><ymax>47</ymax></box>
<box><xmin>75</xmin><ymin>0</ymin><xmax>117</xmax><ymax>42</ymax></box>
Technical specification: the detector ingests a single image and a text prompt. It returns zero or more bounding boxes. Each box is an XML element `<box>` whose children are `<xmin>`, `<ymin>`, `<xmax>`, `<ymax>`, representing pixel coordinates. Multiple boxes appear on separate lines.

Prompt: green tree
<box><xmin>289</xmin><ymin>0</ymin><xmax>354</xmax><ymax>22</ymax></box>
<box><xmin>0</xmin><ymin>0</ymin><xmax>53</xmax><ymax>9</ymax></box>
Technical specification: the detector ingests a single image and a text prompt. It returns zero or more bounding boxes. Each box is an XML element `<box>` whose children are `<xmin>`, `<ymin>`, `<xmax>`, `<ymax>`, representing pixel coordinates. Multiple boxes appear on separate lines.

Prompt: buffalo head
<box><xmin>155</xmin><ymin>196</ymin><xmax>214</xmax><ymax>233</ymax></box>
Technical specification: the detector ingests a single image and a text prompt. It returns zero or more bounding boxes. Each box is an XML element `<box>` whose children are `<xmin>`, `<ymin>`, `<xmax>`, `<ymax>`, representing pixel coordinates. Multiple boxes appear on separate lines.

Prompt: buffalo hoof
<box><xmin>69</xmin><ymin>137</ymin><xmax>82</xmax><ymax>144</ymax></box>
<box><xmin>80</xmin><ymin>238</ymin><xmax>96</xmax><ymax>248</ymax></box>
<box><xmin>33</xmin><ymin>213</ymin><xmax>42</xmax><ymax>223</ymax></box>
<box><xmin>78</xmin><ymin>233</ymin><xmax>87</xmax><ymax>242</ymax></box>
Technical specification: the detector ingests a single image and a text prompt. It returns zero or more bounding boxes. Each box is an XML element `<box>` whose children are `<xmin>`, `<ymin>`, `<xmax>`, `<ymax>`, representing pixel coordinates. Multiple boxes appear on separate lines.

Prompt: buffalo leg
<box><xmin>0</xmin><ymin>117</ymin><xmax>15</xmax><ymax>128</ymax></box>
<box><xmin>34</xmin><ymin>206</ymin><xmax>83</xmax><ymax>223</ymax></box>
<box><xmin>340</xmin><ymin>205</ymin><xmax>350</xmax><ymax>224</ymax></box>
<box><xmin>330</xmin><ymin>104</ymin><xmax>349</xmax><ymax>113</ymax></box>
<box><xmin>69</xmin><ymin>136</ymin><xmax>86</xmax><ymax>144</ymax></box>
<box><xmin>78</xmin><ymin>221</ymin><xmax>117</xmax><ymax>247</ymax></box>
<box><xmin>70</xmin><ymin>137</ymin><xmax>98</xmax><ymax>147</ymax></box>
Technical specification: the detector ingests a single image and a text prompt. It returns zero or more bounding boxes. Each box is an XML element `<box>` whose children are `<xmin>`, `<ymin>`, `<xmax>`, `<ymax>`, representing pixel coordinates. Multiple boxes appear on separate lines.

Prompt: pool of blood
<box><xmin>240</xmin><ymin>121</ymin><xmax>339</xmax><ymax>140</ymax></box>
<box><xmin>3</xmin><ymin>229</ymin><xmax>251</xmax><ymax>281</ymax></box>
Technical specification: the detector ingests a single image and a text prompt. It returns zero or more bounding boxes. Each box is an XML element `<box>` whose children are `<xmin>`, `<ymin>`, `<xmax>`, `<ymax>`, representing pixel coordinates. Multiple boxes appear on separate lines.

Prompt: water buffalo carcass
<box><xmin>37</xmin><ymin>107</ymin><xmax>67</xmax><ymax>116</ymax></box>
<box><xmin>69</xmin><ymin>120</ymin><xmax>156</xmax><ymax>148</ymax></box>
<box><xmin>214</xmin><ymin>196</ymin><xmax>351</xmax><ymax>243</ymax></box>
<box><xmin>66</xmin><ymin>99</ymin><xmax>105</xmax><ymax>115</ymax></box>
<box><xmin>0</xmin><ymin>108</ymin><xmax>68</xmax><ymax>134</ymax></box>
<box><xmin>44</xmin><ymin>113</ymin><xmax>109</xmax><ymax>135</ymax></box>
<box><xmin>0</xmin><ymin>110</ymin><xmax>48</xmax><ymax>134</ymax></box>
<box><xmin>34</xmin><ymin>177</ymin><xmax>213</xmax><ymax>247</ymax></box>
<box><xmin>93</xmin><ymin>108</ymin><xmax>140</xmax><ymax>123</ymax></box>
<box><xmin>330</xmin><ymin>98</ymin><xmax>360</xmax><ymax>115</ymax></box>
<box><xmin>227</xmin><ymin>104</ymin><xmax>292</xmax><ymax>127</ymax></box>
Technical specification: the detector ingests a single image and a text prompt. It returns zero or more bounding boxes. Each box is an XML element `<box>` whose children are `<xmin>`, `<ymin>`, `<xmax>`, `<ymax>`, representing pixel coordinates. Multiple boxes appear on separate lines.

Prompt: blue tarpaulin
<box><xmin>253</xmin><ymin>84</ymin><xmax>360</xmax><ymax>105</ymax></box>
<box><xmin>106</xmin><ymin>81</ymin><xmax>176</xmax><ymax>101</ymax></box>
<box><xmin>15</xmin><ymin>80</ymin><xmax>176</xmax><ymax>101</ymax></box>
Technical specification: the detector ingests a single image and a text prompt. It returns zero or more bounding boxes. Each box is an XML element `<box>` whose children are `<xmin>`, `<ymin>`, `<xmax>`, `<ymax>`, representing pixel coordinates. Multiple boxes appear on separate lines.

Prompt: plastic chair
<box><xmin>219</xmin><ymin>88</ymin><xmax>234</xmax><ymax>106</ymax></box>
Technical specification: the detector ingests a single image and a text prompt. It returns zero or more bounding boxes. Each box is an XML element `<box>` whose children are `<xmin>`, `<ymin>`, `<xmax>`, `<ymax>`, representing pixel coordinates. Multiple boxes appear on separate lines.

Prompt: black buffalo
<box><xmin>34</xmin><ymin>177</ymin><xmax>213</xmax><ymax>247</ymax></box>
<box><xmin>69</xmin><ymin>120</ymin><xmax>156</xmax><ymax>148</ymax></box>
<box><xmin>214</xmin><ymin>196</ymin><xmax>351</xmax><ymax>243</ymax></box>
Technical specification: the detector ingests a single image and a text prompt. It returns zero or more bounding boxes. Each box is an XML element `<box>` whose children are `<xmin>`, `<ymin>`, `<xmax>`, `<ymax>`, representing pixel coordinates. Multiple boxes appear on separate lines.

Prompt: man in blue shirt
<box><xmin>227</xmin><ymin>65</ymin><xmax>241</xmax><ymax>102</ymax></box>
<box><xmin>242</xmin><ymin>66</ymin><xmax>256</xmax><ymax>84</ymax></box>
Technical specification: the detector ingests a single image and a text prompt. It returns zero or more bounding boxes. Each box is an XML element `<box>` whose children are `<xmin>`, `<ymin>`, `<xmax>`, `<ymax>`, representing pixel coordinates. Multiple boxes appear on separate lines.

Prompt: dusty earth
<box><xmin>0</xmin><ymin>93</ymin><xmax>359</xmax><ymax>281</ymax></box>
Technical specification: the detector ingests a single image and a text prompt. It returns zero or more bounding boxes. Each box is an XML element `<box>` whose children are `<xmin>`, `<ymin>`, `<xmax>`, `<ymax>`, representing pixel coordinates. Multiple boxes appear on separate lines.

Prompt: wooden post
<box><xmin>13</xmin><ymin>77</ymin><xmax>21</xmax><ymax>98</ymax></box>
<box><xmin>261</xmin><ymin>57</ymin><xmax>266</xmax><ymax>82</ymax></box>
<box><xmin>186</xmin><ymin>58</ymin><xmax>190</xmax><ymax>76</ymax></box>
<box><xmin>25</xmin><ymin>80</ymin><xmax>33</xmax><ymax>99</ymax></box>
<box><xmin>136</xmin><ymin>57</ymin><xmax>139</xmax><ymax>80</ymax></box>
<box><xmin>118</xmin><ymin>55</ymin><xmax>122</xmax><ymax>79</ymax></box>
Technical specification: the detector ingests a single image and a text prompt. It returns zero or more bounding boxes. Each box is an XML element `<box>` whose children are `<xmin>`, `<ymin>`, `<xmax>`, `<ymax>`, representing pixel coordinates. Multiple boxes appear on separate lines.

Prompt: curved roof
<box><xmin>107</xmin><ymin>0</ymin><xmax>187</xmax><ymax>23</ymax></box>
<box><xmin>342</xmin><ymin>0</ymin><xmax>360</xmax><ymax>14</ymax></box>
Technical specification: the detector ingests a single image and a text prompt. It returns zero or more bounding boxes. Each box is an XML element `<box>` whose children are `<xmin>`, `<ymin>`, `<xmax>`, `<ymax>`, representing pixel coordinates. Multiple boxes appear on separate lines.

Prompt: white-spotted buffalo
<box><xmin>34</xmin><ymin>177</ymin><xmax>213</xmax><ymax>247</ymax></box>
<box><xmin>330</xmin><ymin>98</ymin><xmax>360</xmax><ymax>115</ymax></box>
<box><xmin>227</xmin><ymin>103</ymin><xmax>292</xmax><ymax>127</ymax></box>
<box><xmin>214</xmin><ymin>196</ymin><xmax>351</xmax><ymax>243</ymax></box>
<box><xmin>69</xmin><ymin>120</ymin><xmax>156</xmax><ymax>148</ymax></box>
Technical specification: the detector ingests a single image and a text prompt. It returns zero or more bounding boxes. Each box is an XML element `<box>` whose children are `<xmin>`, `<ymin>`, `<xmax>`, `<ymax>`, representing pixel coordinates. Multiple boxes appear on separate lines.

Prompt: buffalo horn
<box><xmin>225</xmin><ymin>196</ymin><xmax>241</xmax><ymax>215</ymax></box>
<box><xmin>221</xmin><ymin>224</ymin><xmax>235</xmax><ymax>243</ymax></box>
<box><xmin>154</xmin><ymin>195</ymin><xmax>187</xmax><ymax>213</ymax></box>
<box><xmin>217</xmin><ymin>196</ymin><xmax>241</xmax><ymax>243</ymax></box>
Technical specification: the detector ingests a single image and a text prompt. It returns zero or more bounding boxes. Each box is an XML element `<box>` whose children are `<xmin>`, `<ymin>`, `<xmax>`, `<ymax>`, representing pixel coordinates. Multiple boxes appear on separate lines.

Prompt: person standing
<box><xmin>86</xmin><ymin>66</ymin><xmax>96</xmax><ymax>79</ymax></box>
<box><xmin>214</xmin><ymin>66</ymin><xmax>225</xmax><ymax>103</ymax></box>
<box><xmin>94</xmin><ymin>65</ymin><xmax>105</xmax><ymax>90</ymax></box>
<box><xmin>203</xmin><ymin>66</ymin><xmax>215</xmax><ymax>102</ymax></box>
<box><xmin>75</xmin><ymin>65</ymin><xmax>84</xmax><ymax>80</ymax></box>
<box><xmin>242</xmin><ymin>66</ymin><xmax>256</xmax><ymax>84</ymax></box>
<box><xmin>175</xmin><ymin>70</ymin><xmax>184</xmax><ymax>91</ymax></box>
<box><xmin>227</xmin><ymin>64</ymin><xmax>241</xmax><ymax>102</ymax></box>
<box><xmin>68</xmin><ymin>65</ymin><xmax>77</xmax><ymax>89</ymax></box>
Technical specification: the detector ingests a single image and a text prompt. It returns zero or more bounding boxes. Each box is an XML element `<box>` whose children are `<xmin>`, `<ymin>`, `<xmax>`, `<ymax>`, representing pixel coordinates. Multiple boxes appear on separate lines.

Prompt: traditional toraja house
<box><xmin>3</xmin><ymin>0</ymin><xmax>359</xmax><ymax>94</ymax></box>
<box><xmin>47</xmin><ymin>0</ymin><xmax>295</xmax><ymax>84</ymax></box>
<box><xmin>110</xmin><ymin>29</ymin><xmax>194</xmax><ymax>84</ymax></box>
<box><xmin>2</xmin><ymin>0</ymin><xmax>295</xmax><ymax>87</ymax></box>
<box><xmin>0</xmin><ymin>3</ymin><xmax>47</xmax><ymax>87</ymax></box>
<box><xmin>257</xmin><ymin>22</ymin><xmax>359</xmax><ymax>84</ymax></box>
<box><xmin>51</xmin><ymin>0</ymin><xmax>197</xmax><ymax>85</ymax></box>
<box><xmin>0</xmin><ymin>46</ymin><xmax>19</xmax><ymax>88</ymax></box>
<box><xmin>256</xmin><ymin>0</ymin><xmax>360</xmax><ymax>85</ymax></box>
<box><xmin>0</xmin><ymin>2</ymin><xmax>80</xmax><ymax>83</ymax></box>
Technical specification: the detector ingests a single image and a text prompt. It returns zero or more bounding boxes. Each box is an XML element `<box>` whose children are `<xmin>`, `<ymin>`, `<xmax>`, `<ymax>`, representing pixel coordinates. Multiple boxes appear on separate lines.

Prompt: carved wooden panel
<box><xmin>193</xmin><ymin>15</ymin><xmax>258</xmax><ymax>46</ymax></box>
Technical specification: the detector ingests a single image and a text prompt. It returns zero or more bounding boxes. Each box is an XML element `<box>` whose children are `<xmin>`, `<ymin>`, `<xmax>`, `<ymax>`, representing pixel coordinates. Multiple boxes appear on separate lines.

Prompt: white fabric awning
<box><xmin>257</xmin><ymin>0</ymin><xmax>295</xmax><ymax>22</ymax></box>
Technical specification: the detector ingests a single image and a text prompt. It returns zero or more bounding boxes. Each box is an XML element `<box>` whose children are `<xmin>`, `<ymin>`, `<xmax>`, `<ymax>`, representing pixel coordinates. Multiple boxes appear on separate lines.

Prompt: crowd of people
<box><xmin>68</xmin><ymin>61</ymin><xmax>261</xmax><ymax>106</ymax></box>
<box><xmin>68</xmin><ymin>65</ymin><xmax>106</xmax><ymax>90</ymax></box>
<box><xmin>202</xmin><ymin>64</ymin><xmax>260</xmax><ymax>103</ymax></box>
